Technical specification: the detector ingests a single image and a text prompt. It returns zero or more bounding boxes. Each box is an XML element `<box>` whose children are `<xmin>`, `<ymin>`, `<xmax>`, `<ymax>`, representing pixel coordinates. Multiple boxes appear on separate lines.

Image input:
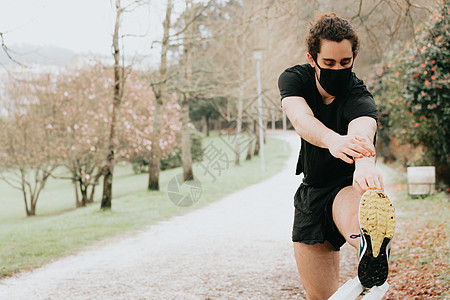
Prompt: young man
<box><xmin>278</xmin><ymin>13</ymin><xmax>395</xmax><ymax>299</ymax></box>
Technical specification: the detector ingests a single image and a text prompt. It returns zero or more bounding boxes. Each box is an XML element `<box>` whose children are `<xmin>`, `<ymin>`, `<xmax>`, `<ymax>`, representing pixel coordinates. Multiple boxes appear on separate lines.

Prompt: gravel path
<box><xmin>0</xmin><ymin>130</ymin><xmax>361</xmax><ymax>300</ymax></box>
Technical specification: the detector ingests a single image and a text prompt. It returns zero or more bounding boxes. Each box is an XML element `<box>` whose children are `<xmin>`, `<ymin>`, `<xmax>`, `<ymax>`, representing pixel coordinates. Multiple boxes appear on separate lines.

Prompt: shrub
<box><xmin>131</xmin><ymin>128</ymin><xmax>204</xmax><ymax>174</ymax></box>
<box><xmin>367</xmin><ymin>0</ymin><xmax>450</xmax><ymax>186</ymax></box>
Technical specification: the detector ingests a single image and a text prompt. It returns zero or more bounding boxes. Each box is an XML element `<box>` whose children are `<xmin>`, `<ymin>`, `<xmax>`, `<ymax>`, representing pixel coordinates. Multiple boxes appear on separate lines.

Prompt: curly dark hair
<box><xmin>306</xmin><ymin>13</ymin><xmax>359</xmax><ymax>60</ymax></box>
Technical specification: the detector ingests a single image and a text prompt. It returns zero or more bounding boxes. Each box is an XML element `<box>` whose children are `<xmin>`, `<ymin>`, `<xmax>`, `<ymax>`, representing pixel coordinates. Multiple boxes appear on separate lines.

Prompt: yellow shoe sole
<box><xmin>359</xmin><ymin>189</ymin><xmax>396</xmax><ymax>258</ymax></box>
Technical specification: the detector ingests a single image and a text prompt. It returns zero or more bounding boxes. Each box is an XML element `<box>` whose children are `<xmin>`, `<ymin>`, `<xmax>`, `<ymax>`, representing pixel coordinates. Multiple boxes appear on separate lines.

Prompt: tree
<box><xmin>147</xmin><ymin>0</ymin><xmax>212</xmax><ymax>188</ymax></box>
<box><xmin>183</xmin><ymin>0</ymin><xmax>310</xmax><ymax>164</ymax></box>
<box><xmin>171</xmin><ymin>0</ymin><xmax>214</xmax><ymax>181</ymax></box>
<box><xmin>147</xmin><ymin>0</ymin><xmax>173</xmax><ymax>191</ymax></box>
<box><xmin>180</xmin><ymin>0</ymin><xmax>196</xmax><ymax>181</ymax></box>
<box><xmin>116</xmin><ymin>74</ymin><xmax>182</xmax><ymax>176</ymax></box>
<box><xmin>402</xmin><ymin>1</ymin><xmax>449</xmax><ymax>184</ymax></box>
<box><xmin>101</xmin><ymin>0</ymin><xmax>128</xmax><ymax>209</ymax></box>
<box><xmin>50</xmin><ymin>63</ymin><xmax>113</xmax><ymax>207</ymax></box>
<box><xmin>0</xmin><ymin>74</ymin><xmax>59</xmax><ymax>216</ymax></box>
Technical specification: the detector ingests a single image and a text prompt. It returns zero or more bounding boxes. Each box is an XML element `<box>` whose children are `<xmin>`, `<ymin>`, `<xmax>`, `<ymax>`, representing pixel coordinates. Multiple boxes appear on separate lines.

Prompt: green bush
<box><xmin>131</xmin><ymin>130</ymin><xmax>204</xmax><ymax>174</ymax></box>
<box><xmin>159</xmin><ymin>130</ymin><xmax>204</xmax><ymax>171</ymax></box>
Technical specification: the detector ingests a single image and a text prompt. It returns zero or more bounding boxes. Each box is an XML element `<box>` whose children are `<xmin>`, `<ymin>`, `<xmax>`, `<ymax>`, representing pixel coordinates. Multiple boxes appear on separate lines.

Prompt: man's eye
<box><xmin>341</xmin><ymin>61</ymin><xmax>351</xmax><ymax>66</ymax></box>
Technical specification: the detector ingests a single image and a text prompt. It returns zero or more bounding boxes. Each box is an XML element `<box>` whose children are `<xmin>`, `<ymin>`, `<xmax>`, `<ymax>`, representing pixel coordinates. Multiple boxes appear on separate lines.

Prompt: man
<box><xmin>278</xmin><ymin>13</ymin><xmax>395</xmax><ymax>299</ymax></box>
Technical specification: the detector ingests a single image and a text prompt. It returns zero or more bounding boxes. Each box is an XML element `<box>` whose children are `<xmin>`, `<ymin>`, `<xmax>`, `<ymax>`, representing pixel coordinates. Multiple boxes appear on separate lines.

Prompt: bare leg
<box><xmin>293</xmin><ymin>241</ymin><xmax>340</xmax><ymax>300</ymax></box>
<box><xmin>332</xmin><ymin>186</ymin><xmax>361</xmax><ymax>249</ymax></box>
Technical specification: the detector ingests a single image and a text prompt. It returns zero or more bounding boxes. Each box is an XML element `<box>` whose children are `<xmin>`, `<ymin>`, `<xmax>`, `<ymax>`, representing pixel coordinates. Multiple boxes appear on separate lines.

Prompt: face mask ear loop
<box><xmin>350</xmin><ymin>53</ymin><xmax>356</xmax><ymax>69</ymax></box>
<box><xmin>312</xmin><ymin>55</ymin><xmax>322</xmax><ymax>70</ymax></box>
<box><xmin>312</xmin><ymin>55</ymin><xmax>321</xmax><ymax>81</ymax></box>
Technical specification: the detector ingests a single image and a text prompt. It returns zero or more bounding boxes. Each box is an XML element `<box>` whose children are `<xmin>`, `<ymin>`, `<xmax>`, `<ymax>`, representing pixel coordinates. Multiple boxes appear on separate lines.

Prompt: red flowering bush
<box><xmin>368</xmin><ymin>0</ymin><xmax>450</xmax><ymax>185</ymax></box>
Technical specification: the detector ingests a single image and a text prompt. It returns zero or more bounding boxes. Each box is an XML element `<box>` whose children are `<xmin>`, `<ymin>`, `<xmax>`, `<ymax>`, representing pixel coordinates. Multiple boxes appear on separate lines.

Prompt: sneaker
<box><xmin>356</xmin><ymin>189</ymin><xmax>395</xmax><ymax>288</ymax></box>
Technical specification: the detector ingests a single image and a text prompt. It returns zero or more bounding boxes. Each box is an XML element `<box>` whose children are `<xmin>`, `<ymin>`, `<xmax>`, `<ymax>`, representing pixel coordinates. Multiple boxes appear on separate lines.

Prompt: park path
<box><xmin>0</xmin><ymin>130</ymin><xmax>362</xmax><ymax>300</ymax></box>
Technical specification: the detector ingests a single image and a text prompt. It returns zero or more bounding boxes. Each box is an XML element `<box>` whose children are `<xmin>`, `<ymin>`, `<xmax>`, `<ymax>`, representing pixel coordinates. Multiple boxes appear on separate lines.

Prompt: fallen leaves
<box><xmin>385</xmin><ymin>198</ymin><xmax>449</xmax><ymax>299</ymax></box>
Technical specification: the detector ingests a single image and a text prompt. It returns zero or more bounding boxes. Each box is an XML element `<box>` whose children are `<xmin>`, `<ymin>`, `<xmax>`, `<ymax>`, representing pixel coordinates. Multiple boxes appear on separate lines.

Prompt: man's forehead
<box><xmin>318</xmin><ymin>39</ymin><xmax>353</xmax><ymax>58</ymax></box>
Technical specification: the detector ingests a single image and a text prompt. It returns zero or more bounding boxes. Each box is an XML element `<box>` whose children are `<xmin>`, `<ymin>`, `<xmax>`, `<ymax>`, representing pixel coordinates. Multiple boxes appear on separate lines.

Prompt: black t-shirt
<box><xmin>278</xmin><ymin>63</ymin><xmax>378</xmax><ymax>187</ymax></box>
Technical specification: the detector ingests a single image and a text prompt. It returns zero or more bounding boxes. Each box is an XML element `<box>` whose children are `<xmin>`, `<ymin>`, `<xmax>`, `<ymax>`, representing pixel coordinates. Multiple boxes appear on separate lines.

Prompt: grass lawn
<box><xmin>0</xmin><ymin>132</ymin><xmax>291</xmax><ymax>278</ymax></box>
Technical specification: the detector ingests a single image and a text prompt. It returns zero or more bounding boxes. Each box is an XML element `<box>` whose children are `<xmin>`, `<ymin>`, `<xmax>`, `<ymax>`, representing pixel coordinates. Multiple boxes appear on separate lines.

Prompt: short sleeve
<box><xmin>343</xmin><ymin>79</ymin><xmax>378</xmax><ymax>122</ymax></box>
<box><xmin>278</xmin><ymin>70</ymin><xmax>306</xmax><ymax>101</ymax></box>
<box><xmin>345</xmin><ymin>96</ymin><xmax>378</xmax><ymax>122</ymax></box>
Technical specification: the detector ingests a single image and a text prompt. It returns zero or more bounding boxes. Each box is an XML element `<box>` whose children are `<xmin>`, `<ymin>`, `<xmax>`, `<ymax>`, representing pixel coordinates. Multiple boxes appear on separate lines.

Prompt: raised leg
<box><xmin>331</xmin><ymin>186</ymin><xmax>361</xmax><ymax>249</ymax></box>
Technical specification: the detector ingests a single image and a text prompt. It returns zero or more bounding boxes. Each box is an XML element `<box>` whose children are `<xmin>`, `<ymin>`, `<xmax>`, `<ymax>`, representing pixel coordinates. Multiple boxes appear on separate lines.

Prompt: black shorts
<box><xmin>292</xmin><ymin>176</ymin><xmax>353</xmax><ymax>251</ymax></box>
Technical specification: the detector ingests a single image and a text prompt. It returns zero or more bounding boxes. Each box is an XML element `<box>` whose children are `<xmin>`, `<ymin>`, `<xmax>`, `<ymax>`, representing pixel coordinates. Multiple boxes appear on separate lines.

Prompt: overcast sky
<box><xmin>0</xmin><ymin>0</ymin><xmax>185</xmax><ymax>65</ymax></box>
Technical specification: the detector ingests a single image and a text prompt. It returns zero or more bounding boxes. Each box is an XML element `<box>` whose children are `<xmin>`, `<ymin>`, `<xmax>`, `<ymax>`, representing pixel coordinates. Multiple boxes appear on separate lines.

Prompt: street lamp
<box><xmin>253</xmin><ymin>48</ymin><xmax>265</xmax><ymax>172</ymax></box>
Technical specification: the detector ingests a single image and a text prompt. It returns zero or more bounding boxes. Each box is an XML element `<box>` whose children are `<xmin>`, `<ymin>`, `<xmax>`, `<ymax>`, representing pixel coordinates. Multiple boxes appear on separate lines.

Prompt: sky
<box><xmin>0</xmin><ymin>0</ymin><xmax>185</xmax><ymax>66</ymax></box>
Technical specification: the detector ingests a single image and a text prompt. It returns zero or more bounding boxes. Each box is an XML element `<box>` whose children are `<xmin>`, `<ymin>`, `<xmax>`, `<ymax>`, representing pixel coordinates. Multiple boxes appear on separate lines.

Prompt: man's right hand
<box><xmin>327</xmin><ymin>134</ymin><xmax>375</xmax><ymax>164</ymax></box>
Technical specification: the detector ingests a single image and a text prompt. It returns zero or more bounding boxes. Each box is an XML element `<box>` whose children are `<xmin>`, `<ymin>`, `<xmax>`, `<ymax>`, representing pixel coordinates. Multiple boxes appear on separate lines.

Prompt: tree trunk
<box><xmin>20</xmin><ymin>168</ymin><xmax>46</xmax><ymax>216</ymax></box>
<box><xmin>181</xmin><ymin>0</ymin><xmax>194</xmax><ymax>182</ymax></box>
<box><xmin>29</xmin><ymin>196</ymin><xmax>36</xmax><ymax>216</ymax></box>
<box><xmin>235</xmin><ymin>40</ymin><xmax>245</xmax><ymax>165</ymax></box>
<box><xmin>22</xmin><ymin>180</ymin><xmax>31</xmax><ymax>216</ymax></box>
<box><xmin>271</xmin><ymin>110</ymin><xmax>275</xmax><ymax>130</ymax></box>
<box><xmin>148</xmin><ymin>0</ymin><xmax>172</xmax><ymax>191</ymax></box>
<box><xmin>181</xmin><ymin>94</ymin><xmax>194</xmax><ymax>181</ymax></box>
<box><xmin>101</xmin><ymin>0</ymin><xmax>123</xmax><ymax>209</ymax></box>
<box><xmin>88</xmin><ymin>170</ymin><xmax>102</xmax><ymax>204</ymax></box>
<box><xmin>206</xmin><ymin>115</ymin><xmax>210</xmax><ymax>137</ymax></box>
<box><xmin>73</xmin><ymin>177</ymin><xmax>81</xmax><ymax>207</ymax></box>
<box><xmin>80</xmin><ymin>180</ymin><xmax>88</xmax><ymax>207</ymax></box>
<box><xmin>246</xmin><ymin>127</ymin><xmax>253</xmax><ymax>160</ymax></box>
<box><xmin>88</xmin><ymin>184</ymin><xmax>96</xmax><ymax>203</ymax></box>
<box><xmin>253</xmin><ymin>119</ymin><xmax>260</xmax><ymax>156</ymax></box>
<box><xmin>263</xmin><ymin>122</ymin><xmax>266</xmax><ymax>144</ymax></box>
<box><xmin>201</xmin><ymin>115</ymin><xmax>207</xmax><ymax>135</ymax></box>
<box><xmin>147</xmin><ymin>102</ymin><xmax>162</xmax><ymax>191</ymax></box>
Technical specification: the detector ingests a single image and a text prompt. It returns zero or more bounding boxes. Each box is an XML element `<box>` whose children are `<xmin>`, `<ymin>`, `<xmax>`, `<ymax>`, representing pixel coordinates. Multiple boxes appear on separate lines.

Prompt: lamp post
<box><xmin>253</xmin><ymin>48</ymin><xmax>265</xmax><ymax>172</ymax></box>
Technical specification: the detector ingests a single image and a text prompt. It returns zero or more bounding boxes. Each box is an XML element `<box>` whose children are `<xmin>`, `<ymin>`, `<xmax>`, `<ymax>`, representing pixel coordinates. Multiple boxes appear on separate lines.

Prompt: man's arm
<box><xmin>282</xmin><ymin>96</ymin><xmax>376</xmax><ymax>164</ymax></box>
<box><xmin>348</xmin><ymin>116</ymin><xmax>384</xmax><ymax>193</ymax></box>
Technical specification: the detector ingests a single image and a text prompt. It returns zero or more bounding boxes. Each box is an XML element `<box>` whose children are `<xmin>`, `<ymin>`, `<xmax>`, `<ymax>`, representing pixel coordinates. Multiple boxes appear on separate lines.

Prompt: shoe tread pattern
<box><xmin>358</xmin><ymin>189</ymin><xmax>395</xmax><ymax>288</ymax></box>
<box><xmin>359</xmin><ymin>189</ymin><xmax>395</xmax><ymax>257</ymax></box>
<box><xmin>358</xmin><ymin>237</ymin><xmax>391</xmax><ymax>288</ymax></box>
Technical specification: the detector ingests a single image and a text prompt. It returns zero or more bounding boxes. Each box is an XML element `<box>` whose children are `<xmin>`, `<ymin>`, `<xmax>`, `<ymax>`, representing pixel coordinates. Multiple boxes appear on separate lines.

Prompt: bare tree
<box><xmin>165</xmin><ymin>0</ymin><xmax>214</xmax><ymax>182</ymax></box>
<box><xmin>0</xmin><ymin>31</ymin><xmax>23</xmax><ymax>67</ymax></box>
<box><xmin>180</xmin><ymin>0</ymin><xmax>196</xmax><ymax>181</ymax></box>
<box><xmin>148</xmin><ymin>0</ymin><xmax>173</xmax><ymax>191</ymax></box>
<box><xmin>147</xmin><ymin>0</ymin><xmax>212</xmax><ymax>187</ymax></box>
<box><xmin>101</xmin><ymin>0</ymin><xmax>126</xmax><ymax>209</ymax></box>
<box><xmin>190</xmin><ymin>0</ymin><xmax>307</xmax><ymax>162</ymax></box>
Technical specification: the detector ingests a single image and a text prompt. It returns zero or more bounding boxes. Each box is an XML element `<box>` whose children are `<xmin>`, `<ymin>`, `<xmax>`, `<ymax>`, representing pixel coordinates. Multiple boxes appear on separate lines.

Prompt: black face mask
<box><xmin>313</xmin><ymin>57</ymin><xmax>354</xmax><ymax>96</ymax></box>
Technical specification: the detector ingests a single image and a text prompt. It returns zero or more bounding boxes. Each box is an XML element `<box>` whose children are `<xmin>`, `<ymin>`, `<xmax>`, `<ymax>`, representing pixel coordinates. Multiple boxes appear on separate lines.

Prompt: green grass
<box><xmin>0</xmin><ymin>133</ymin><xmax>291</xmax><ymax>278</ymax></box>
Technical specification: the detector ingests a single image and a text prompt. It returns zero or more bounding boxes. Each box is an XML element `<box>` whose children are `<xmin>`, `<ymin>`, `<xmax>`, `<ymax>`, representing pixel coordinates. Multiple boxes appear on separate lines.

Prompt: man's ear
<box><xmin>307</xmin><ymin>53</ymin><xmax>315</xmax><ymax>67</ymax></box>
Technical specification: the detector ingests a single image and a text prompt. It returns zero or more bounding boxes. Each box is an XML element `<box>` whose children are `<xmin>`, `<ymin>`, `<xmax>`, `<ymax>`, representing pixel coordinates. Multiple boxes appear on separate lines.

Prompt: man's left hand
<box><xmin>353</xmin><ymin>158</ymin><xmax>384</xmax><ymax>194</ymax></box>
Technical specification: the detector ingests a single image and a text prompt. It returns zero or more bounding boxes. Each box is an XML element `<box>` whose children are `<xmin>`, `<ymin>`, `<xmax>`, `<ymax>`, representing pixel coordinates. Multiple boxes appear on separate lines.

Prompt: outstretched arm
<box><xmin>282</xmin><ymin>96</ymin><xmax>376</xmax><ymax>164</ymax></box>
<box><xmin>348</xmin><ymin>116</ymin><xmax>384</xmax><ymax>193</ymax></box>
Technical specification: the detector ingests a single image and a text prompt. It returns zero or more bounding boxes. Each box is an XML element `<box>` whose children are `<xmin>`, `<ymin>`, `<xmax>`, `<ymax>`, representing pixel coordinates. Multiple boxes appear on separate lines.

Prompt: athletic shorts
<box><xmin>292</xmin><ymin>175</ymin><xmax>353</xmax><ymax>251</ymax></box>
